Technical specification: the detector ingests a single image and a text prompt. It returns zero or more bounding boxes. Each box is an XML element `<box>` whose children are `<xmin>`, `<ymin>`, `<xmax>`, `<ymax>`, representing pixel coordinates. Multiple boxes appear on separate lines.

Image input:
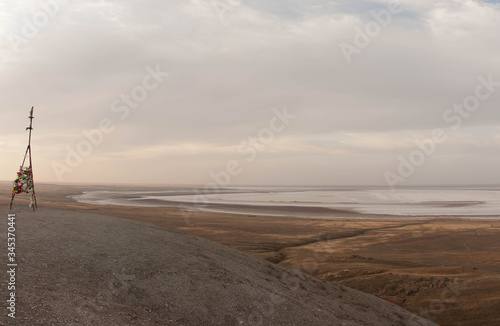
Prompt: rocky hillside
<box><xmin>0</xmin><ymin>207</ymin><xmax>437</xmax><ymax>326</ymax></box>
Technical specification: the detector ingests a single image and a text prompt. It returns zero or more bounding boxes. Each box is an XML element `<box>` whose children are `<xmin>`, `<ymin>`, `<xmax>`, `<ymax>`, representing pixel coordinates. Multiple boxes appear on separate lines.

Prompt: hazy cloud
<box><xmin>1</xmin><ymin>0</ymin><xmax>499</xmax><ymax>185</ymax></box>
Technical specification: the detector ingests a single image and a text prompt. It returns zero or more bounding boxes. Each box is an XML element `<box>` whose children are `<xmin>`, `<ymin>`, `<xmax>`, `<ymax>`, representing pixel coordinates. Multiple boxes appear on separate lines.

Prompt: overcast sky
<box><xmin>1</xmin><ymin>0</ymin><xmax>499</xmax><ymax>186</ymax></box>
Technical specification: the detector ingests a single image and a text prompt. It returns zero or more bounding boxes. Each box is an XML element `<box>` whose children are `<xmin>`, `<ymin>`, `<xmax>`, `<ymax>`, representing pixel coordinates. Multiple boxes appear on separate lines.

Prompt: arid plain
<box><xmin>3</xmin><ymin>182</ymin><xmax>499</xmax><ymax>326</ymax></box>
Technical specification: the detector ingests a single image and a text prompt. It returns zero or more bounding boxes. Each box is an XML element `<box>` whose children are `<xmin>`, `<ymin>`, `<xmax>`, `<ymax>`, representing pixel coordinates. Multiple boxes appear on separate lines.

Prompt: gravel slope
<box><xmin>0</xmin><ymin>207</ymin><xmax>437</xmax><ymax>326</ymax></box>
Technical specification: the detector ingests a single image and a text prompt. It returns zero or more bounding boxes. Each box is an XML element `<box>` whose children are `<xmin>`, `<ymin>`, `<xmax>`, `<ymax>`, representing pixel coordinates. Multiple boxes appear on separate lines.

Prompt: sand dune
<box><xmin>0</xmin><ymin>207</ymin><xmax>436</xmax><ymax>326</ymax></box>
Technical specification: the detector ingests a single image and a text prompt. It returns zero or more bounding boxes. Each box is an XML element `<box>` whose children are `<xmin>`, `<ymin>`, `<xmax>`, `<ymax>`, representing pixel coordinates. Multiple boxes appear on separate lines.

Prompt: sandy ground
<box><xmin>2</xmin><ymin>182</ymin><xmax>500</xmax><ymax>325</ymax></box>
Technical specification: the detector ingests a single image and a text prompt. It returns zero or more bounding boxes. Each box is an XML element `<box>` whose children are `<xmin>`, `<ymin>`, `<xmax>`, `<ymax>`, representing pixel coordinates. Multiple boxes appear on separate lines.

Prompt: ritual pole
<box><xmin>9</xmin><ymin>107</ymin><xmax>37</xmax><ymax>211</ymax></box>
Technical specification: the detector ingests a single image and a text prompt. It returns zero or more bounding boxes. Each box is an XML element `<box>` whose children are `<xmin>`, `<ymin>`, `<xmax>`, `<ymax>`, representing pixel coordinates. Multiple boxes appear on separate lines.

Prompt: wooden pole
<box><xmin>9</xmin><ymin>107</ymin><xmax>37</xmax><ymax>211</ymax></box>
<box><xmin>28</xmin><ymin>107</ymin><xmax>37</xmax><ymax>211</ymax></box>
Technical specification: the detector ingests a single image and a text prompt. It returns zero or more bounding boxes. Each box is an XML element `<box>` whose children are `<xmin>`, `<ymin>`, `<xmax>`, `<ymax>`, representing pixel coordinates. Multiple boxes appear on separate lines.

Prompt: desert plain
<box><xmin>2</xmin><ymin>182</ymin><xmax>499</xmax><ymax>326</ymax></box>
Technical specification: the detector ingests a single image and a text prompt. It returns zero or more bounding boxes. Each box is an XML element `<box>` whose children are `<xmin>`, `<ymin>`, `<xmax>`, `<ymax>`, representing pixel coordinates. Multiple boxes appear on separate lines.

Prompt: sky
<box><xmin>0</xmin><ymin>0</ymin><xmax>499</xmax><ymax>187</ymax></box>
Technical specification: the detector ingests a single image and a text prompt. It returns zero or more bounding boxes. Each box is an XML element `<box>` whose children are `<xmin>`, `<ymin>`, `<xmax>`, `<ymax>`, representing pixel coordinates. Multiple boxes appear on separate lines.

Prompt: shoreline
<box><xmin>69</xmin><ymin>185</ymin><xmax>500</xmax><ymax>220</ymax></box>
<box><xmin>72</xmin><ymin>197</ymin><xmax>500</xmax><ymax>221</ymax></box>
<box><xmin>67</xmin><ymin>198</ymin><xmax>500</xmax><ymax>221</ymax></box>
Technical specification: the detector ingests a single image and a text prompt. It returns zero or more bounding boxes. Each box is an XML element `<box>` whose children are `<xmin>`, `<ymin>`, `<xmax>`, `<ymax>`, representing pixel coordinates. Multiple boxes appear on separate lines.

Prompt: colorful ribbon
<box><xmin>12</xmin><ymin>167</ymin><xmax>34</xmax><ymax>194</ymax></box>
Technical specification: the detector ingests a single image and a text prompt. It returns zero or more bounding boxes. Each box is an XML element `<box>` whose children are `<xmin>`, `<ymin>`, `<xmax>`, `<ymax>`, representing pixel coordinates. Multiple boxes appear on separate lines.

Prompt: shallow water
<box><xmin>71</xmin><ymin>186</ymin><xmax>500</xmax><ymax>218</ymax></box>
